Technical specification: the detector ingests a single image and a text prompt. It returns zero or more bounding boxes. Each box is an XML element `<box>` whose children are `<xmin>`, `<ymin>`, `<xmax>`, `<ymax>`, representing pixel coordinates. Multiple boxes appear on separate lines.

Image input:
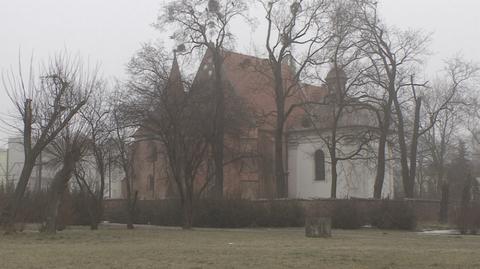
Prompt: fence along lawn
<box><xmin>0</xmin><ymin>225</ymin><xmax>479</xmax><ymax>269</ymax></box>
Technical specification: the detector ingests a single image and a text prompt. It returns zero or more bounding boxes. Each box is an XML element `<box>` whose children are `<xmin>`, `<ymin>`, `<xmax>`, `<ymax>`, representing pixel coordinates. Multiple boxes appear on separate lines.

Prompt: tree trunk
<box><xmin>95</xmin><ymin>164</ymin><xmax>105</xmax><ymax>229</ymax></box>
<box><xmin>44</xmin><ymin>154</ymin><xmax>77</xmax><ymax>234</ymax></box>
<box><xmin>2</xmin><ymin>99</ymin><xmax>37</xmax><ymax>234</ymax></box>
<box><xmin>331</xmin><ymin>159</ymin><xmax>338</xmax><ymax>199</ymax></box>
<box><xmin>92</xmin><ymin>199</ymin><xmax>103</xmax><ymax>230</ymax></box>
<box><xmin>275</xmin><ymin>121</ymin><xmax>286</xmax><ymax>198</ymax></box>
<box><xmin>459</xmin><ymin>180</ymin><xmax>472</xmax><ymax>234</ymax></box>
<box><xmin>439</xmin><ymin>182</ymin><xmax>449</xmax><ymax>223</ymax></box>
<box><xmin>182</xmin><ymin>196</ymin><xmax>194</xmax><ymax>230</ymax></box>
<box><xmin>87</xmin><ymin>198</ymin><xmax>101</xmax><ymax>230</ymax></box>
<box><xmin>373</xmin><ymin>135</ymin><xmax>387</xmax><ymax>199</ymax></box>
<box><xmin>126</xmin><ymin>191</ymin><xmax>137</xmax><ymax>230</ymax></box>
<box><xmin>44</xmin><ymin>188</ymin><xmax>65</xmax><ymax>234</ymax></box>
<box><xmin>2</xmin><ymin>160</ymin><xmax>36</xmax><ymax>234</ymax></box>
<box><xmin>87</xmin><ymin>205</ymin><xmax>97</xmax><ymax>230</ymax></box>
<box><xmin>273</xmin><ymin>65</ymin><xmax>286</xmax><ymax>198</ymax></box>
<box><xmin>2</xmin><ymin>165</ymin><xmax>35</xmax><ymax>232</ymax></box>
<box><xmin>212</xmin><ymin>50</ymin><xmax>225</xmax><ymax>199</ymax></box>
<box><xmin>92</xmin><ymin>166</ymin><xmax>105</xmax><ymax>230</ymax></box>
<box><xmin>392</xmin><ymin>90</ymin><xmax>412</xmax><ymax>198</ymax></box>
<box><xmin>407</xmin><ymin>97</ymin><xmax>422</xmax><ymax>198</ymax></box>
<box><xmin>373</xmin><ymin>96</ymin><xmax>393</xmax><ymax>199</ymax></box>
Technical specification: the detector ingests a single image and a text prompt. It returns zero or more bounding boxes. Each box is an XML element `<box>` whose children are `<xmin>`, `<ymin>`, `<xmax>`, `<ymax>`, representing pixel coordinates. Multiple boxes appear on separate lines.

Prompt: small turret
<box><xmin>166</xmin><ymin>53</ymin><xmax>185</xmax><ymax>100</ymax></box>
<box><xmin>325</xmin><ymin>66</ymin><xmax>347</xmax><ymax>100</ymax></box>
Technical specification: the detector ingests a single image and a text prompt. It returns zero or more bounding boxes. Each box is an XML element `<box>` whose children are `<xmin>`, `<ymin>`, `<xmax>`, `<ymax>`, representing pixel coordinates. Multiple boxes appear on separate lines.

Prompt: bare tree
<box><xmin>305</xmin><ymin>67</ymin><xmax>376</xmax><ymax>198</ymax></box>
<box><xmin>305</xmin><ymin>0</ymin><xmax>379</xmax><ymax>198</ymax></box>
<box><xmin>469</xmin><ymin>103</ymin><xmax>480</xmax><ymax>145</ymax></box>
<box><xmin>158</xmin><ymin>0</ymin><xmax>250</xmax><ymax>198</ymax></box>
<box><xmin>125</xmin><ymin>53</ymin><xmax>213</xmax><ymax>228</ymax></box>
<box><xmin>423</xmin><ymin>58</ymin><xmax>479</xmax><ymax>220</ymax></box>
<box><xmin>465</xmin><ymin>66</ymin><xmax>480</xmax><ymax>147</ymax></box>
<box><xmin>356</xmin><ymin>1</ymin><xmax>430</xmax><ymax>198</ymax></box>
<box><xmin>42</xmin><ymin>122</ymin><xmax>89</xmax><ymax>234</ymax></box>
<box><xmin>125</xmin><ymin>39</ymin><xmax>256</xmax><ymax>220</ymax></box>
<box><xmin>1</xmin><ymin>53</ymin><xmax>95</xmax><ymax>233</ymax></box>
<box><xmin>259</xmin><ymin>0</ymin><xmax>334</xmax><ymax>197</ymax></box>
<box><xmin>110</xmin><ymin>91</ymin><xmax>138</xmax><ymax>230</ymax></box>
<box><xmin>75</xmin><ymin>86</ymin><xmax>112</xmax><ymax>230</ymax></box>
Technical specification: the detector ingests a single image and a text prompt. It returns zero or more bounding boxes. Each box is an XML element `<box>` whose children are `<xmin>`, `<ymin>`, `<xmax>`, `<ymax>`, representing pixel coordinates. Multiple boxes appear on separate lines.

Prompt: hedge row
<box><xmin>106</xmin><ymin>199</ymin><xmax>418</xmax><ymax>230</ymax></box>
<box><xmin>331</xmin><ymin>199</ymin><xmax>417</xmax><ymax>230</ymax></box>
<box><xmin>0</xmin><ymin>189</ymin><xmax>93</xmax><ymax>227</ymax></box>
<box><xmin>108</xmin><ymin>199</ymin><xmax>306</xmax><ymax>228</ymax></box>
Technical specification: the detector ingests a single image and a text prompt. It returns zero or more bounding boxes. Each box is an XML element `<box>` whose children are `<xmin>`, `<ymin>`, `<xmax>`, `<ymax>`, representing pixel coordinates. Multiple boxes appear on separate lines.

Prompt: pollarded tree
<box><xmin>1</xmin><ymin>53</ymin><xmax>96</xmax><ymax>233</ymax></box>
<box><xmin>42</xmin><ymin>121</ymin><xmax>89</xmax><ymax>234</ymax></box>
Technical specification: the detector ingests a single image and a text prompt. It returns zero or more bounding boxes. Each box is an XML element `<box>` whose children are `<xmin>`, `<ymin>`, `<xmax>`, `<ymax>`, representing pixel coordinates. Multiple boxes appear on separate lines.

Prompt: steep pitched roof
<box><xmin>194</xmin><ymin>50</ymin><xmax>327</xmax><ymax>130</ymax></box>
<box><xmin>133</xmin><ymin>55</ymin><xmax>185</xmax><ymax>140</ymax></box>
<box><xmin>166</xmin><ymin>54</ymin><xmax>185</xmax><ymax>100</ymax></box>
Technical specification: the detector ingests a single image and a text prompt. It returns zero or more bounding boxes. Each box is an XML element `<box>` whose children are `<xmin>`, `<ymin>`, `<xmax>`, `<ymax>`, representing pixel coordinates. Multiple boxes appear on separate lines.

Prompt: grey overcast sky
<box><xmin>1</xmin><ymin>0</ymin><xmax>479</xmax><ymax>144</ymax></box>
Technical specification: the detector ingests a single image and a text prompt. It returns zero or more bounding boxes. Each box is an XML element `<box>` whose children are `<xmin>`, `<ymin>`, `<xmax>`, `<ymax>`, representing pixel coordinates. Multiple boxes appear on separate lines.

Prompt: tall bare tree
<box><xmin>260</xmin><ymin>0</ymin><xmax>334</xmax><ymax>197</ymax></box>
<box><xmin>75</xmin><ymin>86</ymin><xmax>112</xmax><ymax>230</ymax></box>
<box><xmin>423</xmin><ymin>58</ymin><xmax>479</xmax><ymax>220</ymax></box>
<box><xmin>1</xmin><ymin>53</ymin><xmax>95</xmax><ymax>233</ymax></box>
<box><xmin>110</xmin><ymin>91</ymin><xmax>138</xmax><ymax>230</ymax></box>
<box><xmin>356</xmin><ymin>1</ymin><xmax>430</xmax><ymax>198</ymax></box>
<box><xmin>159</xmin><ymin>0</ymin><xmax>250</xmax><ymax>198</ymax></box>
<box><xmin>310</xmin><ymin>0</ymin><xmax>377</xmax><ymax>198</ymax></box>
<box><xmin>124</xmin><ymin>51</ymin><xmax>213</xmax><ymax>228</ymax></box>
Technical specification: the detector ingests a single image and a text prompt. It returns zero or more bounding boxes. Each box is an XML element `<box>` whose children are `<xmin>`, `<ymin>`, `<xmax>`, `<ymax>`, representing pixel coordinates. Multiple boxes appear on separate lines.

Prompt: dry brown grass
<box><xmin>0</xmin><ymin>225</ymin><xmax>479</xmax><ymax>269</ymax></box>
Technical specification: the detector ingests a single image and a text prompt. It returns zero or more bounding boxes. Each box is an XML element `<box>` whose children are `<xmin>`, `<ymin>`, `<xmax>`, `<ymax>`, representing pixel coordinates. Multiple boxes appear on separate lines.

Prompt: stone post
<box><xmin>305</xmin><ymin>217</ymin><xmax>331</xmax><ymax>238</ymax></box>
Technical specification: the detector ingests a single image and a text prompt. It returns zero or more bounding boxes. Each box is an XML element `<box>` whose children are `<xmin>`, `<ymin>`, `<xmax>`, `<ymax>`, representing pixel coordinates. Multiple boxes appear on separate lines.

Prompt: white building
<box><xmin>0</xmin><ymin>148</ymin><xmax>7</xmax><ymax>187</ymax></box>
<box><xmin>5</xmin><ymin>137</ymin><xmax>56</xmax><ymax>191</ymax></box>
<box><xmin>4</xmin><ymin>137</ymin><xmax>124</xmax><ymax>198</ymax></box>
<box><xmin>287</xmin><ymin>68</ymin><xmax>396</xmax><ymax>199</ymax></box>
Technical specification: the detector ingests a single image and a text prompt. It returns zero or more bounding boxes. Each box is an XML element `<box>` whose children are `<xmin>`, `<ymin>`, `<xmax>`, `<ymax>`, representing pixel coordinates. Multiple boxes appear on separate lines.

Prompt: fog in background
<box><xmin>1</xmin><ymin>0</ymin><xmax>479</xmax><ymax>144</ymax></box>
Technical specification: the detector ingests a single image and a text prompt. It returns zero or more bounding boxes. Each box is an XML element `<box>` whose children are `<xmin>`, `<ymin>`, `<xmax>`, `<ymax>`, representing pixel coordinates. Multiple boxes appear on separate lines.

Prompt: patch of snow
<box><xmin>418</xmin><ymin>229</ymin><xmax>460</xmax><ymax>235</ymax></box>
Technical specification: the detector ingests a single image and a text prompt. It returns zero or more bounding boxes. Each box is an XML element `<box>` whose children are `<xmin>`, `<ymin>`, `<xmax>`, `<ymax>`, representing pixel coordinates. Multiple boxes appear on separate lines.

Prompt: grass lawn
<box><xmin>1</xmin><ymin>225</ymin><xmax>479</xmax><ymax>269</ymax></box>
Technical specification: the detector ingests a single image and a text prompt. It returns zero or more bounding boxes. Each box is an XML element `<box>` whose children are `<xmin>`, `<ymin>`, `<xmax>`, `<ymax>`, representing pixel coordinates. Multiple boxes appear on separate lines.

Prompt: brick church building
<box><xmin>126</xmin><ymin>50</ymin><xmax>395</xmax><ymax>200</ymax></box>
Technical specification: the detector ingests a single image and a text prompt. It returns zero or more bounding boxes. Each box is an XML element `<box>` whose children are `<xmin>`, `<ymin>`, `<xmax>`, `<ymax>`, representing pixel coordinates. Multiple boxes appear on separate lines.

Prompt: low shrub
<box><xmin>105</xmin><ymin>199</ymin><xmax>305</xmax><ymax>228</ymax></box>
<box><xmin>0</xmin><ymin>190</ymin><xmax>92</xmax><ymax>228</ymax></box>
<box><xmin>331</xmin><ymin>200</ymin><xmax>365</xmax><ymax>229</ymax></box>
<box><xmin>195</xmin><ymin>199</ymin><xmax>263</xmax><ymax>228</ymax></box>
<box><xmin>258</xmin><ymin>201</ymin><xmax>305</xmax><ymax>227</ymax></box>
<box><xmin>371</xmin><ymin>200</ymin><xmax>416</xmax><ymax>230</ymax></box>
<box><xmin>107</xmin><ymin>203</ymin><xmax>132</xmax><ymax>224</ymax></box>
<box><xmin>456</xmin><ymin>202</ymin><xmax>480</xmax><ymax>235</ymax></box>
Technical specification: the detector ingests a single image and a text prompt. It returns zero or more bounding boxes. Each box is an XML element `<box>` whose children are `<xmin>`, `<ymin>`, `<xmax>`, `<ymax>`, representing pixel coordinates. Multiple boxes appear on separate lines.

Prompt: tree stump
<box><xmin>305</xmin><ymin>217</ymin><xmax>331</xmax><ymax>238</ymax></box>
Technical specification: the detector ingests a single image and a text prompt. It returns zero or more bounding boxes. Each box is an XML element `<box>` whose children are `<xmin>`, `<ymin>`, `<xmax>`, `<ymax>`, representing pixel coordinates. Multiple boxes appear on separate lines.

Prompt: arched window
<box><xmin>314</xmin><ymin>150</ymin><xmax>325</xmax><ymax>181</ymax></box>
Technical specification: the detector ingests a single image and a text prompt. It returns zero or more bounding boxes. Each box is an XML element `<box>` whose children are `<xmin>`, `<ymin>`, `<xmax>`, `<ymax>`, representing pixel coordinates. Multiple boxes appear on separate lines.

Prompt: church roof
<box><xmin>166</xmin><ymin>54</ymin><xmax>185</xmax><ymax>99</ymax></box>
<box><xmin>135</xmin><ymin>49</ymin><xmax>380</xmax><ymax>139</ymax></box>
<box><xmin>194</xmin><ymin>50</ymin><xmax>318</xmax><ymax>130</ymax></box>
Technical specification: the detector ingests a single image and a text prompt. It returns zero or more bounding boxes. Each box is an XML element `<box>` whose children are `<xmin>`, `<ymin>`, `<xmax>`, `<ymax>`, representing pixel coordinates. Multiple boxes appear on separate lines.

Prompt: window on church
<box><xmin>314</xmin><ymin>150</ymin><xmax>325</xmax><ymax>181</ymax></box>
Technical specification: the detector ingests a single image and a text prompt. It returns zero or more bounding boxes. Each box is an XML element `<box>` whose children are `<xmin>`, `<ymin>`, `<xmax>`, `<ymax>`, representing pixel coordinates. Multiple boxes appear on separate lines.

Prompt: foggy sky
<box><xmin>1</xmin><ymin>0</ymin><xmax>479</xmax><ymax>144</ymax></box>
